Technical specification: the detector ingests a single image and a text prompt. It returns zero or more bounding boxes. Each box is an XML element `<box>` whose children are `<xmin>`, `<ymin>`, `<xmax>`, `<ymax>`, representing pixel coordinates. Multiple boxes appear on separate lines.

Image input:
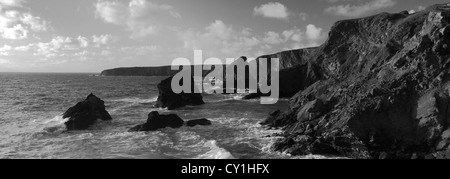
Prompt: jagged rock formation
<box><xmin>128</xmin><ymin>111</ymin><xmax>212</xmax><ymax>132</ymax></box>
<box><xmin>244</xmin><ymin>47</ymin><xmax>323</xmax><ymax>99</ymax></box>
<box><xmin>63</xmin><ymin>93</ymin><xmax>112</xmax><ymax>130</ymax></box>
<box><xmin>155</xmin><ymin>76</ymin><xmax>205</xmax><ymax>110</ymax></box>
<box><xmin>264</xmin><ymin>4</ymin><xmax>450</xmax><ymax>159</ymax></box>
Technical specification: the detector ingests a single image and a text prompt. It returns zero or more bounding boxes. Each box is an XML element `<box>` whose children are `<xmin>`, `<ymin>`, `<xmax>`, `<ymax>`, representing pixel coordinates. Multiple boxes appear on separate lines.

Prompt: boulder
<box><xmin>128</xmin><ymin>112</ymin><xmax>213</xmax><ymax>132</ymax></box>
<box><xmin>63</xmin><ymin>93</ymin><xmax>112</xmax><ymax>130</ymax></box>
<box><xmin>185</xmin><ymin>118</ymin><xmax>212</xmax><ymax>127</ymax></box>
<box><xmin>129</xmin><ymin>111</ymin><xmax>184</xmax><ymax>132</ymax></box>
<box><xmin>155</xmin><ymin>76</ymin><xmax>205</xmax><ymax>110</ymax></box>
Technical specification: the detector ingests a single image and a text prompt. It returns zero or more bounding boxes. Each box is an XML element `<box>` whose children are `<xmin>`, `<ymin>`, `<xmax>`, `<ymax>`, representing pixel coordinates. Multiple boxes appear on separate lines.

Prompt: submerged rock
<box><xmin>185</xmin><ymin>118</ymin><xmax>212</xmax><ymax>127</ymax></box>
<box><xmin>262</xmin><ymin>3</ymin><xmax>450</xmax><ymax>159</ymax></box>
<box><xmin>63</xmin><ymin>93</ymin><xmax>112</xmax><ymax>130</ymax></box>
<box><xmin>155</xmin><ymin>76</ymin><xmax>205</xmax><ymax>110</ymax></box>
<box><xmin>128</xmin><ymin>111</ymin><xmax>212</xmax><ymax>132</ymax></box>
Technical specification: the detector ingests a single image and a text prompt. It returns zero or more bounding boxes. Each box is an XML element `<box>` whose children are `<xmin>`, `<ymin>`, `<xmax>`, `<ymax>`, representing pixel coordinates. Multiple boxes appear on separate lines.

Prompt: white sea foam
<box><xmin>110</xmin><ymin>97</ymin><xmax>158</xmax><ymax>104</ymax></box>
<box><xmin>41</xmin><ymin>115</ymin><xmax>68</xmax><ymax>134</ymax></box>
<box><xmin>195</xmin><ymin>140</ymin><xmax>235</xmax><ymax>159</ymax></box>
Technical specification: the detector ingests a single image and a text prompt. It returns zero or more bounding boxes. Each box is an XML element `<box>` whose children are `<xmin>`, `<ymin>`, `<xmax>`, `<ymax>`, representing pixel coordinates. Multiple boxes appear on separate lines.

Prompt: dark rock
<box><xmin>379</xmin><ymin>152</ymin><xmax>390</xmax><ymax>159</ymax></box>
<box><xmin>260</xmin><ymin>110</ymin><xmax>296</xmax><ymax>128</ymax></box>
<box><xmin>264</xmin><ymin>3</ymin><xmax>450</xmax><ymax>159</ymax></box>
<box><xmin>243</xmin><ymin>48</ymin><xmax>323</xmax><ymax>99</ymax></box>
<box><xmin>129</xmin><ymin>112</ymin><xmax>213</xmax><ymax>132</ymax></box>
<box><xmin>185</xmin><ymin>118</ymin><xmax>212</xmax><ymax>127</ymax></box>
<box><xmin>155</xmin><ymin>76</ymin><xmax>205</xmax><ymax>110</ymax></box>
<box><xmin>63</xmin><ymin>93</ymin><xmax>112</xmax><ymax>130</ymax></box>
<box><xmin>128</xmin><ymin>111</ymin><xmax>184</xmax><ymax>132</ymax></box>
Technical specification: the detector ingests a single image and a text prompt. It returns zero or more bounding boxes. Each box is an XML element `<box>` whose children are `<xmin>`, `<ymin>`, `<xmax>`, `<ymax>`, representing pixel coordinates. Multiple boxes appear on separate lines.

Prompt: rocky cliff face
<box><xmin>265</xmin><ymin>3</ymin><xmax>450</xmax><ymax>159</ymax></box>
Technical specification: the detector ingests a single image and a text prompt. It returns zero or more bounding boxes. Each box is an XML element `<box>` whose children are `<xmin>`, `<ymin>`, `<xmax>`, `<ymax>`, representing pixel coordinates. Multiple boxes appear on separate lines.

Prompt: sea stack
<box><xmin>63</xmin><ymin>93</ymin><xmax>112</xmax><ymax>130</ymax></box>
<box><xmin>263</xmin><ymin>4</ymin><xmax>450</xmax><ymax>159</ymax></box>
<box><xmin>155</xmin><ymin>76</ymin><xmax>205</xmax><ymax>110</ymax></box>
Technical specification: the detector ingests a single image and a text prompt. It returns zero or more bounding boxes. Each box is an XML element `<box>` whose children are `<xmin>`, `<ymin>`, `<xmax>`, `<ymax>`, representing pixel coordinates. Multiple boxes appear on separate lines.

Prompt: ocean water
<box><xmin>0</xmin><ymin>73</ymin><xmax>328</xmax><ymax>159</ymax></box>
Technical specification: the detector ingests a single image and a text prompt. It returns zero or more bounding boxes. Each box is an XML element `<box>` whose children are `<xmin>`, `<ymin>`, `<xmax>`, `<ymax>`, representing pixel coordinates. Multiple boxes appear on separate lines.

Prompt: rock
<box><xmin>244</xmin><ymin>49</ymin><xmax>323</xmax><ymax>99</ymax></box>
<box><xmin>128</xmin><ymin>112</ymin><xmax>213</xmax><ymax>132</ymax></box>
<box><xmin>155</xmin><ymin>76</ymin><xmax>205</xmax><ymax>110</ymax></box>
<box><xmin>263</xmin><ymin>3</ymin><xmax>450</xmax><ymax>159</ymax></box>
<box><xmin>185</xmin><ymin>118</ymin><xmax>212</xmax><ymax>127</ymax></box>
<box><xmin>128</xmin><ymin>111</ymin><xmax>184</xmax><ymax>132</ymax></box>
<box><xmin>63</xmin><ymin>93</ymin><xmax>112</xmax><ymax>130</ymax></box>
<box><xmin>297</xmin><ymin>99</ymin><xmax>327</xmax><ymax>122</ymax></box>
<box><xmin>260</xmin><ymin>110</ymin><xmax>296</xmax><ymax>128</ymax></box>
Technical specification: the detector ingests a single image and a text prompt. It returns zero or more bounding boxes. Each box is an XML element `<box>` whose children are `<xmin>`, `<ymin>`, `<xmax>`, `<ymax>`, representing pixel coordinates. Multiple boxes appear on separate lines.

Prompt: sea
<box><xmin>0</xmin><ymin>73</ymin><xmax>328</xmax><ymax>159</ymax></box>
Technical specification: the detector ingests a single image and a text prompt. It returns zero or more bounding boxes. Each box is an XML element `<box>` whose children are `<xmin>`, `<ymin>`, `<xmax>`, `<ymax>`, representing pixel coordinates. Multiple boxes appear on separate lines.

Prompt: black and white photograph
<box><xmin>1</xmin><ymin>0</ymin><xmax>450</xmax><ymax>164</ymax></box>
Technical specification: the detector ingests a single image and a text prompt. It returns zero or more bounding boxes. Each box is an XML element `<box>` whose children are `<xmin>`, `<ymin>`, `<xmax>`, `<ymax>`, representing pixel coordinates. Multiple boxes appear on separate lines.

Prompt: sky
<box><xmin>0</xmin><ymin>0</ymin><xmax>448</xmax><ymax>72</ymax></box>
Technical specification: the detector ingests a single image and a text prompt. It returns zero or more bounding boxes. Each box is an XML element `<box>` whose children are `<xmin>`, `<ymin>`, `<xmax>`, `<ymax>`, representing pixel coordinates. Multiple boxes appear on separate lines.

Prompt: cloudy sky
<box><xmin>0</xmin><ymin>0</ymin><xmax>447</xmax><ymax>72</ymax></box>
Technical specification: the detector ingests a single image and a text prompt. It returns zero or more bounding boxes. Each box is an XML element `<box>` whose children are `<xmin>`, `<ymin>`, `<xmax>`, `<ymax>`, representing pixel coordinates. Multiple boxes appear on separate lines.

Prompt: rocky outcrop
<box><xmin>128</xmin><ymin>111</ymin><xmax>184</xmax><ymax>132</ymax></box>
<box><xmin>128</xmin><ymin>111</ymin><xmax>212</xmax><ymax>132</ymax></box>
<box><xmin>63</xmin><ymin>93</ymin><xmax>112</xmax><ymax>130</ymax></box>
<box><xmin>244</xmin><ymin>48</ymin><xmax>323</xmax><ymax>99</ymax></box>
<box><xmin>155</xmin><ymin>76</ymin><xmax>205</xmax><ymax>110</ymax></box>
<box><xmin>264</xmin><ymin>4</ymin><xmax>450</xmax><ymax>159</ymax></box>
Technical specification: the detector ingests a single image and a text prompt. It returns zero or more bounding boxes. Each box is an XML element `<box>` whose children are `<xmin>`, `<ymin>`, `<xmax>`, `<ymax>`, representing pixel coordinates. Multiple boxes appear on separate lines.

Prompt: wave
<box><xmin>195</xmin><ymin>140</ymin><xmax>235</xmax><ymax>159</ymax></box>
<box><xmin>110</xmin><ymin>97</ymin><xmax>158</xmax><ymax>104</ymax></box>
<box><xmin>41</xmin><ymin>115</ymin><xmax>68</xmax><ymax>134</ymax></box>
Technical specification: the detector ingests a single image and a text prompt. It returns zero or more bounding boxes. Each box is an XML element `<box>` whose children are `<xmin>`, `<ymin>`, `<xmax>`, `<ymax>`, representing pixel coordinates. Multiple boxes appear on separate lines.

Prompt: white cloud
<box><xmin>0</xmin><ymin>45</ymin><xmax>12</xmax><ymax>56</ymax></box>
<box><xmin>77</xmin><ymin>36</ymin><xmax>89</xmax><ymax>48</ymax></box>
<box><xmin>325</xmin><ymin>0</ymin><xmax>396</xmax><ymax>17</ymax></box>
<box><xmin>94</xmin><ymin>0</ymin><xmax>180</xmax><ymax>38</ymax></box>
<box><xmin>254</xmin><ymin>2</ymin><xmax>290</xmax><ymax>20</ymax></box>
<box><xmin>1</xmin><ymin>24</ymin><xmax>28</xmax><ymax>39</ymax></box>
<box><xmin>263</xmin><ymin>31</ymin><xmax>283</xmax><ymax>44</ymax></box>
<box><xmin>305</xmin><ymin>24</ymin><xmax>323</xmax><ymax>40</ymax></box>
<box><xmin>92</xmin><ymin>34</ymin><xmax>113</xmax><ymax>46</ymax></box>
<box><xmin>94</xmin><ymin>0</ymin><xmax>127</xmax><ymax>24</ymax></box>
<box><xmin>0</xmin><ymin>0</ymin><xmax>24</xmax><ymax>7</ymax></box>
<box><xmin>14</xmin><ymin>44</ymin><xmax>31</xmax><ymax>51</ymax></box>
<box><xmin>34</xmin><ymin>36</ymin><xmax>73</xmax><ymax>58</ymax></box>
<box><xmin>180</xmin><ymin>20</ymin><xmax>327</xmax><ymax>58</ymax></box>
<box><xmin>0</xmin><ymin>7</ymin><xmax>51</xmax><ymax>40</ymax></box>
<box><xmin>409</xmin><ymin>5</ymin><xmax>426</xmax><ymax>14</ymax></box>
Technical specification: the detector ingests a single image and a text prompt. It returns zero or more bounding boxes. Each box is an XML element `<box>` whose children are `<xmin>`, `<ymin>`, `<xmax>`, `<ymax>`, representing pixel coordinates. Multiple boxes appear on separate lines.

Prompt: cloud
<box><xmin>94</xmin><ymin>0</ymin><xmax>180</xmax><ymax>38</ymax></box>
<box><xmin>77</xmin><ymin>36</ymin><xmax>89</xmax><ymax>48</ymax></box>
<box><xmin>94</xmin><ymin>0</ymin><xmax>127</xmax><ymax>24</ymax></box>
<box><xmin>179</xmin><ymin>20</ymin><xmax>327</xmax><ymax>59</ymax></box>
<box><xmin>92</xmin><ymin>34</ymin><xmax>113</xmax><ymax>46</ymax></box>
<box><xmin>325</xmin><ymin>0</ymin><xmax>396</xmax><ymax>17</ymax></box>
<box><xmin>0</xmin><ymin>45</ymin><xmax>12</xmax><ymax>56</ymax></box>
<box><xmin>305</xmin><ymin>24</ymin><xmax>323</xmax><ymax>40</ymax></box>
<box><xmin>409</xmin><ymin>5</ymin><xmax>426</xmax><ymax>14</ymax></box>
<box><xmin>0</xmin><ymin>0</ymin><xmax>24</xmax><ymax>7</ymax></box>
<box><xmin>254</xmin><ymin>2</ymin><xmax>290</xmax><ymax>20</ymax></box>
<box><xmin>0</xmin><ymin>6</ymin><xmax>51</xmax><ymax>40</ymax></box>
<box><xmin>1</xmin><ymin>24</ymin><xmax>28</xmax><ymax>39</ymax></box>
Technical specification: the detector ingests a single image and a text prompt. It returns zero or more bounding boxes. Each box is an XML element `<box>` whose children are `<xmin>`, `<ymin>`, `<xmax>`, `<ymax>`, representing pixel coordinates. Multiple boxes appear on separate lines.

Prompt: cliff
<box><xmin>264</xmin><ymin>3</ymin><xmax>450</xmax><ymax>159</ymax></box>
